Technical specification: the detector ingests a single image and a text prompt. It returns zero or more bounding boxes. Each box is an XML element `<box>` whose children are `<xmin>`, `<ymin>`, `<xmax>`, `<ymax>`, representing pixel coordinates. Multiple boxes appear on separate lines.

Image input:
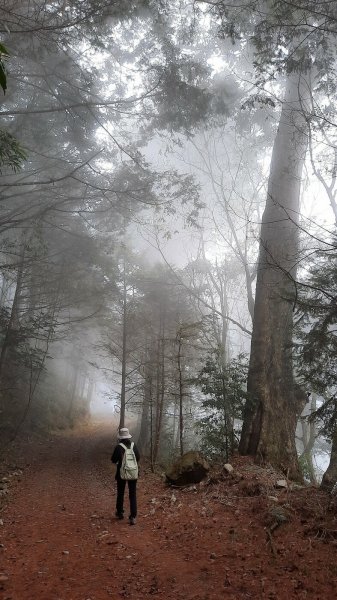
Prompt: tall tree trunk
<box><xmin>119</xmin><ymin>257</ymin><xmax>127</xmax><ymax>430</ymax></box>
<box><xmin>0</xmin><ymin>248</ymin><xmax>25</xmax><ymax>381</ymax></box>
<box><xmin>239</xmin><ymin>72</ymin><xmax>309</xmax><ymax>479</ymax></box>
<box><xmin>298</xmin><ymin>394</ymin><xmax>317</xmax><ymax>484</ymax></box>
<box><xmin>138</xmin><ymin>361</ymin><xmax>152</xmax><ymax>455</ymax></box>
<box><xmin>86</xmin><ymin>379</ymin><xmax>95</xmax><ymax>406</ymax></box>
<box><xmin>321</xmin><ymin>425</ymin><xmax>337</xmax><ymax>492</ymax></box>
<box><xmin>153</xmin><ymin>319</ymin><xmax>165</xmax><ymax>462</ymax></box>
<box><xmin>67</xmin><ymin>369</ymin><xmax>79</xmax><ymax>422</ymax></box>
<box><xmin>153</xmin><ymin>336</ymin><xmax>161</xmax><ymax>462</ymax></box>
<box><xmin>0</xmin><ymin>273</ymin><xmax>10</xmax><ymax>308</ymax></box>
<box><xmin>177</xmin><ymin>329</ymin><xmax>184</xmax><ymax>456</ymax></box>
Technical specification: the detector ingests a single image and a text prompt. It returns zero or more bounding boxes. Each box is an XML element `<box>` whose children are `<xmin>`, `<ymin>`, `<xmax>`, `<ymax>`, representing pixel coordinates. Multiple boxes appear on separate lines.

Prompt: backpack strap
<box><xmin>119</xmin><ymin>443</ymin><xmax>127</xmax><ymax>451</ymax></box>
<box><xmin>130</xmin><ymin>442</ymin><xmax>134</xmax><ymax>450</ymax></box>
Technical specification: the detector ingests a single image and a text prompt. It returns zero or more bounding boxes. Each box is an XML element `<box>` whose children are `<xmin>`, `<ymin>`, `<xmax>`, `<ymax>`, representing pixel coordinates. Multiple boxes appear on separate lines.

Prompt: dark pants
<box><xmin>116</xmin><ymin>477</ymin><xmax>137</xmax><ymax>518</ymax></box>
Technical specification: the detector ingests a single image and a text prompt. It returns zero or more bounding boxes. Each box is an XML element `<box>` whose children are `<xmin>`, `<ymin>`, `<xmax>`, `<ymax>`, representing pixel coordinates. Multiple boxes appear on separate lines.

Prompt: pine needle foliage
<box><xmin>0</xmin><ymin>130</ymin><xmax>27</xmax><ymax>173</ymax></box>
<box><xmin>195</xmin><ymin>352</ymin><xmax>248</xmax><ymax>461</ymax></box>
<box><xmin>0</xmin><ymin>41</ymin><xmax>9</xmax><ymax>93</ymax></box>
<box><xmin>295</xmin><ymin>241</ymin><xmax>337</xmax><ymax>438</ymax></box>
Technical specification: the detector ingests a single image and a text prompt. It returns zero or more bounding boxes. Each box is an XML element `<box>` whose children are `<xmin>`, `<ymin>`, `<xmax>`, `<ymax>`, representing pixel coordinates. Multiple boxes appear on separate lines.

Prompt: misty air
<box><xmin>0</xmin><ymin>2</ymin><xmax>337</xmax><ymax>598</ymax></box>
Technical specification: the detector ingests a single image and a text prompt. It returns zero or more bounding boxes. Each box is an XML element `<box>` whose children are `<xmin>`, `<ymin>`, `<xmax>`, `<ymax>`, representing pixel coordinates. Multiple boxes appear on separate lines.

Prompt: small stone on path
<box><xmin>224</xmin><ymin>464</ymin><xmax>234</xmax><ymax>474</ymax></box>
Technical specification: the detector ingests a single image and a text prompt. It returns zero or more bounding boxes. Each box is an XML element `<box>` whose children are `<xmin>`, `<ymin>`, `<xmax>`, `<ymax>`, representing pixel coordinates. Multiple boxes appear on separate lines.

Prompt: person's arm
<box><xmin>111</xmin><ymin>445</ymin><xmax>121</xmax><ymax>463</ymax></box>
<box><xmin>133</xmin><ymin>443</ymin><xmax>140</xmax><ymax>463</ymax></box>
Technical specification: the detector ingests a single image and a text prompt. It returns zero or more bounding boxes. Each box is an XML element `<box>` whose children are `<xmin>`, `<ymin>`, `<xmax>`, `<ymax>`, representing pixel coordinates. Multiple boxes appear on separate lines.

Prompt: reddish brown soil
<box><xmin>1</xmin><ymin>423</ymin><xmax>337</xmax><ymax>600</ymax></box>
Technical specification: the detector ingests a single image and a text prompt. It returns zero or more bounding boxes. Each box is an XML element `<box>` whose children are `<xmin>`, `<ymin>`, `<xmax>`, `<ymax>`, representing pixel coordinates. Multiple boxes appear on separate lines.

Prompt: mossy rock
<box><xmin>166</xmin><ymin>451</ymin><xmax>210</xmax><ymax>486</ymax></box>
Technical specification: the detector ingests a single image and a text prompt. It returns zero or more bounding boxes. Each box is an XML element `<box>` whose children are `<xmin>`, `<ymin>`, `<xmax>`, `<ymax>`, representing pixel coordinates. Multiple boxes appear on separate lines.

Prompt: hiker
<box><xmin>111</xmin><ymin>427</ymin><xmax>140</xmax><ymax>525</ymax></box>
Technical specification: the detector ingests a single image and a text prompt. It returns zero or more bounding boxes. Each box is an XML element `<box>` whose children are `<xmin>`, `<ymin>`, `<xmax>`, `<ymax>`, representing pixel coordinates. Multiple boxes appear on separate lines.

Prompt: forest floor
<box><xmin>0</xmin><ymin>422</ymin><xmax>337</xmax><ymax>600</ymax></box>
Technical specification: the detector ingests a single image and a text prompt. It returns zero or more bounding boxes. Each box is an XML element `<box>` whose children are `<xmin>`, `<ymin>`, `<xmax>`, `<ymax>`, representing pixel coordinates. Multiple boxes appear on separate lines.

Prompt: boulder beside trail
<box><xmin>166</xmin><ymin>451</ymin><xmax>210</xmax><ymax>486</ymax></box>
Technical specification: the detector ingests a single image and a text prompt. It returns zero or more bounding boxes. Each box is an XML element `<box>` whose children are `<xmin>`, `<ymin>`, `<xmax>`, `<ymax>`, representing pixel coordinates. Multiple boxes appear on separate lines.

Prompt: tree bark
<box><xmin>0</xmin><ymin>247</ymin><xmax>25</xmax><ymax>381</ymax></box>
<box><xmin>119</xmin><ymin>258</ymin><xmax>127</xmax><ymax>430</ymax></box>
<box><xmin>321</xmin><ymin>423</ymin><xmax>337</xmax><ymax>492</ymax></box>
<box><xmin>137</xmin><ymin>356</ymin><xmax>152</xmax><ymax>456</ymax></box>
<box><xmin>239</xmin><ymin>72</ymin><xmax>309</xmax><ymax>479</ymax></box>
<box><xmin>153</xmin><ymin>332</ymin><xmax>165</xmax><ymax>463</ymax></box>
<box><xmin>67</xmin><ymin>369</ymin><xmax>78</xmax><ymax>423</ymax></box>
<box><xmin>177</xmin><ymin>329</ymin><xmax>184</xmax><ymax>456</ymax></box>
<box><xmin>298</xmin><ymin>394</ymin><xmax>317</xmax><ymax>484</ymax></box>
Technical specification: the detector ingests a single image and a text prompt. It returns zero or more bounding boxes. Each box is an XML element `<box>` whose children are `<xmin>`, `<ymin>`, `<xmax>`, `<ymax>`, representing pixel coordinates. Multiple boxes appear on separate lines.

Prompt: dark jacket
<box><xmin>111</xmin><ymin>438</ymin><xmax>140</xmax><ymax>480</ymax></box>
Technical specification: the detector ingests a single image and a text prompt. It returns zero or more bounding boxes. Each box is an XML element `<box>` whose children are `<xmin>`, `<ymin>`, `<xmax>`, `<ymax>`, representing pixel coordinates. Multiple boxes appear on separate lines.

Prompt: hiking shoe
<box><xmin>129</xmin><ymin>516</ymin><xmax>136</xmax><ymax>525</ymax></box>
<box><xmin>115</xmin><ymin>512</ymin><xmax>124</xmax><ymax>520</ymax></box>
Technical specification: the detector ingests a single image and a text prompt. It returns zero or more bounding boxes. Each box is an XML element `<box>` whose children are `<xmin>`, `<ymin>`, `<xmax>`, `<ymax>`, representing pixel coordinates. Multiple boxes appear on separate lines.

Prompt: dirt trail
<box><xmin>0</xmin><ymin>423</ymin><xmax>336</xmax><ymax>600</ymax></box>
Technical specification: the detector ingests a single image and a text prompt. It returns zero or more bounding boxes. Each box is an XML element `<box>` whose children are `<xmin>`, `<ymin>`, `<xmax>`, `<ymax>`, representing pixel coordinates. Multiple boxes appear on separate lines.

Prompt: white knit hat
<box><xmin>118</xmin><ymin>427</ymin><xmax>132</xmax><ymax>439</ymax></box>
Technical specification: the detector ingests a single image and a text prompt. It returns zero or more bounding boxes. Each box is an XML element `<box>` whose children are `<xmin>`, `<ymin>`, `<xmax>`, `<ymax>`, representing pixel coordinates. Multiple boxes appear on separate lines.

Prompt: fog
<box><xmin>0</xmin><ymin>1</ymin><xmax>337</xmax><ymax>484</ymax></box>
